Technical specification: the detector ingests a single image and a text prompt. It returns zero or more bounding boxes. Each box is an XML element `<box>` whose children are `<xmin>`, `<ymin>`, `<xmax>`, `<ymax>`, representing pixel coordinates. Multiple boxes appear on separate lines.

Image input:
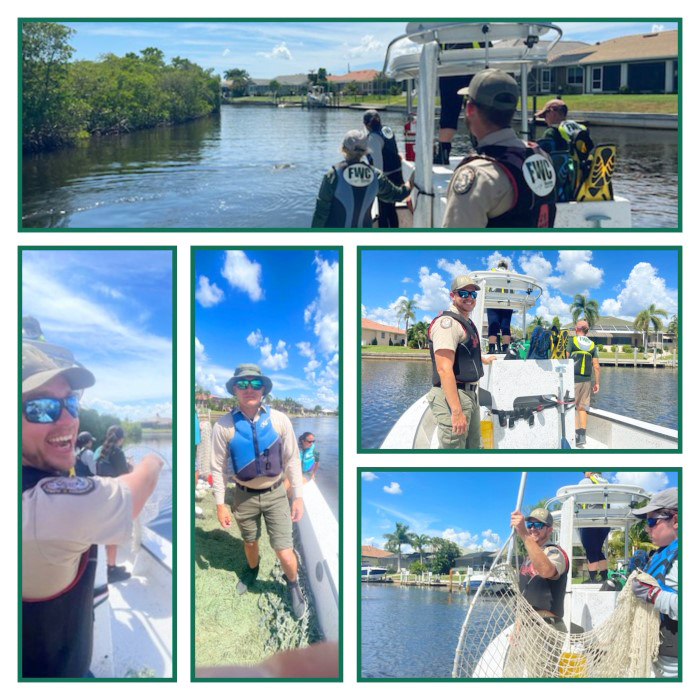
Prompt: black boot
<box><xmin>598</xmin><ymin>569</ymin><xmax>608</xmax><ymax>583</ymax></box>
<box><xmin>588</xmin><ymin>570</ymin><xmax>597</xmax><ymax>583</ymax></box>
<box><xmin>488</xmin><ymin>343</ymin><xmax>496</xmax><ymax>353</ymax></box>
<box><xmin>501</xmin><ymin>343</ymin><xmax>509</xmax><ymax>354</ymax></box>
<box><xmin>284</xmin><ymin>574</ymin><xmax>307</xmax><ymax>619</ymax></box>
<box><xmin>107</xmin><ymin>565</ymin><xmax>131</xmax><ymax>583</ymax></box>
<box><xmin>433</xmin><ymin>141</ymin><xmax>452</xmax><ymax>165</ymax></box>
<box><xmin>575</xmin><ymin>429</ymin><xmax>586</xmax><ymax>447</ymax></box>
<box><xmin>236</xmin><ymin>565</ymin><xmax>259</xmax><ymax>595</ymax></box>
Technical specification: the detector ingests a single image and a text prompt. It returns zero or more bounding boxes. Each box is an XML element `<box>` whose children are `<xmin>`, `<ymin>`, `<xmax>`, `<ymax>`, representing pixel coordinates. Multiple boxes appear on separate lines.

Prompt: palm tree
<box><xmin>396</xmin><ymin>298</ymin><xmax>417</xmax><ymax>333</ymax></box>
<box><xmin>407</xmin><ymin>321</ymin><xmax>429</xmax><ymax>349</ymax></box>
<box><xmin>526</xmin><ymin>316</ymin><xmax>547</xmax><ymax>334</ymax></box>
<box><xmin>634</xmin><ymin>304</ymin><xmax>669</xmax><ymax>354</ymax></box>
<box><xmin>569</xmin><ymin>294</ymin><xmax>600</xmax><ymax>329</ymax></box>
<box><xmin>384</xmin><ymin>522</ymin><xmax>414</xmax><ymax>573</ymax></box>
<box><xmin>410</xmin><ymin>534</ymin><xmax>432</xmax><ymax>566</ymax></box>
<box><xmin>667</xmin><ymin>314</ymin><xmax>678</xmax><ymax>351</ymax></box>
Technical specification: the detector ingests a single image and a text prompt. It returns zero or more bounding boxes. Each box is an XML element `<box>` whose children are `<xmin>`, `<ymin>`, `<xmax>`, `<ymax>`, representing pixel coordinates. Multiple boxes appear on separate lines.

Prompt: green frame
<box><xmin>357</xmin><ymin>466</ymin><xmax>682</xmax><ymax>682</ymax></box>
<box><xmin>190</xmin><ymin>245</ymin><xmax>343</xmax><ymax>682</ymax></box>
<box><xmin>357</xmin><ymin>245</ymin><xmax>682</xmax><ymax>454</ymax></box>
<box><xmin>17</xmin><ymin>245</ymin><xmax>177</xmax><ymax>682</ymax></box>
<box><xmin>18</xmin><ymin>17</ymin><xmax>681</xmax><ymax>232</ymax></box>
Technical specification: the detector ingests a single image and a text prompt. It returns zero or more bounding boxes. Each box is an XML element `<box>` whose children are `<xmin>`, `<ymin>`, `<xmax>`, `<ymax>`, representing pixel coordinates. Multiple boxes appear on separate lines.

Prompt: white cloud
<box><xmin>480</xmin><ymin>529</ymin><xmax>502</xmax><ymax>550</ymax></box>
<box><xmin>221</xmin><ymin>250</ymin><xmax>263</xmax><ymax>301</ymax></box>
<box><xmin>304</xmin><ymin>253</ymin><xmax>339</xmax><ymax>355</ymax></box>
<box><xmin>437</xmin><ymin>258</ymin><xmax>470</xmax><ymax>280</ymax></box>
<box><xmin>195</xmin><ymin>275</ymin><xmax>224</xmax><ymax>307</ymax></box>
<box><xmin>383</xmin><ymin>482</ymin><xmax>402</xmax><ymax>495</ymax></box>
<box><xmin>246</xmin><ymin>329</ymin><xmax>263</xmax><ymax>347</ymax></box>
<box><xmin>259</xmin><ymin>339</ymin><xmax>288</xmax><ymax>370</ymax></box>
<box><xmin>610</xmin><ymin>472</ymin><xmax>670</xmax><ymax>493</ymax></box>
<box><xmin>296</xmin><ymin>341</ymin><xmax>314</xmax><ymax>358</ymax></box>
<box><xmin>346</xmin><ymin>34</ymin><xmax>383</xmax><ymax>58</ymax></box>
<box><xmin>401</xmin><ymin>277</ymin><xmax>413</xmax><ymax>284</ymax></box>
<box><xmin>442</xmin><ymin>528</ymin><xmax>478</xmax><ymax>551</ymax></box>
<box><xmin>651</xmin><ymin>24</ymin><xmax>665</xmax><ymax>32</ymax></box>
<box><xmin>361</xmin><ymin>472</ymin><xmax>379</xmax><ymax>481</ymax></box>
<box><xmin>482</xmin><ymin>251</ymin><xmax>516</xmax><ymax>272</ymax></box>
<box><xmin>364</xmin><ymin>295</ymin><xmax>408</xmax><ymax>328</ymax></box>
<box><xmin>256</xmin><ymin>41</ymin><xmax>293</xmax><ymax>60</ymax></box>
<box><xmin>535</xmin><ymin>290</ymin><xmax>573</xmax><ymax>324</ymax></box>
<box><xmin>414</xmin><ymin>266</ymin><xmax>450</xmax><ymax>311</ymax></box>
<box><xmin>600</xmin><ymin>262</ymin><xmax>677</xmax><ymax>319</ymax></box>
<box><xmin>519</xmin><ymin>252</ymin><xmax>552</xmax><ymax>282</ymax></box>
<box><xmin>194</xmin><ymin>336</ymin><xmax>206</xmax><ymax>361</ymax></box>
<box><xmin>363</xmin><ymin>537</ymin><xmax>379</xmax><ymax>547</ymax></box>
<box><xmin>548</xmin><ymin>250</ymin><xmax>603</xmax><ymax>296</ymax></box>
<box><xmin>222</xmin><ymin>48</ymin><xmax>230</xmax><ymax>57</ymax></box>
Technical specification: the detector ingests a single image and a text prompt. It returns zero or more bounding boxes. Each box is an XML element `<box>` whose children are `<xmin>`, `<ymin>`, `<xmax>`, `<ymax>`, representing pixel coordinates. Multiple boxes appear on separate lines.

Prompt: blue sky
<box><xmin>22</xmin><ymin>250</ymin><xmax>173</xmax><ymax>421</ymax></box>
<box><xmin>361</xmin><ymin>249</ymin><xmax>679</xmax><ymax>328</ymax></box>
<box><xmin>59</xmin><ymin>21</ymin><xmax>678</xmax><ymax>79</ymax></box>
<box><xmin>195</xmin><ymin>249</ymin><xmax>339</xmax><ymax>410</ymax></box>
<box><xmin>361</xmin><ymin>470</ymin><xmax>679</xmax><ymax>553</ymax></box>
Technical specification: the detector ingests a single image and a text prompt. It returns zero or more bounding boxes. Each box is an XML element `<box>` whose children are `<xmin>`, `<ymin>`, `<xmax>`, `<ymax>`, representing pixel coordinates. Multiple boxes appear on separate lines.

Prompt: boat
<box><xmin>307</xmin><ymin>85</ymin><xmax>331</xmax><ymax>108</ymax></box>
<box><xmin>464</xmin><ymin>571</ymin><xmax>509</xmax><ymax>595</ymax></box>
<box><xmin>453</xmin><ymin>476</ymin><xmax>662</xmax><ymax>678</ymax></box>
<box><xmin>361</xmin><ymin>566</ymin><xmax>389</xmax><ymax>582</ymax></box>
<box><xmin>379</xmin><ymin>269</ymin><xmax>678</xmax><ymax>451</ymax></box>
<box><xmin>383</xmin><ymin>22</ymin><xmax>632</xmax><ymax>228</ymax></box>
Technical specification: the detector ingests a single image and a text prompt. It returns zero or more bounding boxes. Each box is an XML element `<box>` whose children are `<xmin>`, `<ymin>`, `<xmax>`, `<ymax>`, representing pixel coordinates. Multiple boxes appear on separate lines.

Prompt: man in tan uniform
<box><xmin>427</xmin><ymin>276</ymin><xmax>495</xmax><ymax>449</ymax></box>
<box><xmin>22</xmin><ymin>342</ymin><xmax>163</xmax><ymax>678</ymax></box>
<box><xmin>442</xmin><ymin>68</ymin><xmax>556</xmax><ymax>228</ymax></box>
<box><xmin>211</xmin><ymin>363</ymin><xmax>306</xmax><ymax>619</ymax></box>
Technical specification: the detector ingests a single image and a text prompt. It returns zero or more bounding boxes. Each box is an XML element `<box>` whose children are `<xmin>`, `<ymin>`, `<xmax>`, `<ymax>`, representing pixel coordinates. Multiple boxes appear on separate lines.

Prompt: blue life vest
<box><xmin>327</xmin><ymin>160</ymin><xmax>380</xmax><ymax>228</ymax></box>
<box><xmin>644</xmin><ymin>538</ymin><xmax>679</xmax><ymax>657</ymax></box>
<box><xmin>228</xmin><ymin>408</ymin><xmax>284</xmax><ymax>482</ymax></box>
<box><xmin>300</xmin><ymin>446</ymin><xmax>317</xmax><ymax>474</ymax></box>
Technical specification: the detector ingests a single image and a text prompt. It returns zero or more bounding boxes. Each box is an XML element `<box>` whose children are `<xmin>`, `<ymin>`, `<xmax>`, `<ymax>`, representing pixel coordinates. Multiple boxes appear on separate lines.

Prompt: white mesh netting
<box><xmin>453</xmin><ymin>563</ymin><xmax>660</xmax><ymax>679</ymax></box>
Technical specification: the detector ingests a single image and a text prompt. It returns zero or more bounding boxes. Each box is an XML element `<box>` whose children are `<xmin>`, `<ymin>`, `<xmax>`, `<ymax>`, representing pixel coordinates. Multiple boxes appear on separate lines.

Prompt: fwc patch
<box><xmin>41</xmin><ymin>476</ymin><xmax>96</xmax><ymax>496</ymax></box>
<box><xmin>522</xmin><ymin>154</ymin><xmax>555</xmax><ymax>196</ymax></box>
<box><xmin>381</xmin><ymin>126</ymin><xmax>394</xmax><ymax>139</ymax></box>
<box><xmin>453</xmin><ymin>167</ymin><xmax>476</xmax><ymax>195</ymax></box>
<box><xmin>343</xmin><ymin>163</ymin><xmax>374</xmax><ymax>188</ymax></box>
<box><xmin>440</xmin><ymin>317</ymin><xmax>453</xmax><ymax>329</ymax></box>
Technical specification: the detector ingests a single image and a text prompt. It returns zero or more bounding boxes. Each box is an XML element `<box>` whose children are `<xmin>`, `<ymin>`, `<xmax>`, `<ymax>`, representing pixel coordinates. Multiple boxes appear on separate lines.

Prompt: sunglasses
<box><xmin>304</xmin><ymin>439</ymin><xmax>315</xmax><ymax>444</ymax></box>
<box><xmin>646</xmin><ymin>515</ymin><xmax>673</xmax><ymax>528</ymax></box>
<box><xmin>23</xmin><ymin>394</ymin><xmax>80</xmax><ymax>423</ymax></box>
<box><xmin>526</xmin><ymin>521</ymin><xmax>547</xmax><ymax>530</ymax></box>
<box><xmin>456</xmin><ymin>290</ymin><xmax>478</xmax><ymax>299</ymax></box>
<box><xmin>234</xmin><ymin>379</ymin><xmax>264</xmax><ymax>391</ymax></box>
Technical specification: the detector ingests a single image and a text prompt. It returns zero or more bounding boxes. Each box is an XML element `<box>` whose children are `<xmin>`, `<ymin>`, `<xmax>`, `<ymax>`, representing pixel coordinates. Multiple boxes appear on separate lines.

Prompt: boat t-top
<box><xmin>453</xmin><ymin>476</ymin><xmax>664</xmax><ymax>678</ymax></box>
<box><xmin>383</xmin><ymin>22</ymin><xmax>632</xmax><ymax>228</ymax></box>
<box><xmin>380</xmin><ymin>268</ymin><xmax>677</xmax><ymax>450</ymax></box>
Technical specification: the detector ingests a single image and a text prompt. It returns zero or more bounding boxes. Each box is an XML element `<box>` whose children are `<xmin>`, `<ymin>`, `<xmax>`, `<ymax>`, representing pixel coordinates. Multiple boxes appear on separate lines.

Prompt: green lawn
<box><xmin>361</xmin><ymin>345</ymin><xmax>429</xmax><ymax>354</ymax></box>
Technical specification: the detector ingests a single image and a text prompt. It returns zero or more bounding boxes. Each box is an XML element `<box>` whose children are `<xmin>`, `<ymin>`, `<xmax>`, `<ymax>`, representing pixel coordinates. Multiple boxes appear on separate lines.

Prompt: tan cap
<box><xmin>457</xmin><ymin>69</ymin><xmax>519</xmax><ymax>111</ymax></box>
<box><xmin>451</xmin><ymin>275</ymin><xmax>481</xmax><ymax>292</ymax></box>
<box><xmin>22</xmin><ymin>342</ymin><xmax>95</xmax><ymax>396</ymax></box>
<box><xmin>526</xmin><ymin>507</ymin><xmax>553</xmax><ymax>526</ymax></box>
<box><xmin>535</xmin><ymin>98</ymin><xmax>567</xmax><ymax>118</ymax></box>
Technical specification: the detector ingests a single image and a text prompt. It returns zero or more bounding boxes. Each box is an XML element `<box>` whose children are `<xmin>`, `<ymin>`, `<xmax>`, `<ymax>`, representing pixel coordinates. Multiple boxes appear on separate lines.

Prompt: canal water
<box><xmin>22</xmin><ymin>105</ymin><xmax>677</xmax><ymax>229</ymax></box>
<box><xmin>361</xmin><ymin>359</ymin><xmax>678</xmax><ymax>449</ymax></box>
<box><xmin>291</xmin><ymin>415</ymin><xmax>339</xmax><ymax>518</ymax></box>
<box><xmin>362</xmin><ymin>583</ymin><xmax>495</xmax><ymax>678</ymax></box>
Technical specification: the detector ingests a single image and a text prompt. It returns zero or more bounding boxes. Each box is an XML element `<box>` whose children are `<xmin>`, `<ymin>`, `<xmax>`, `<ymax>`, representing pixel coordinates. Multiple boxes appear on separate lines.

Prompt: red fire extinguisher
<box><xmin>404</xmin><ymin>115</ymin><xmax>416</xmax><ymax>162</ymax></box>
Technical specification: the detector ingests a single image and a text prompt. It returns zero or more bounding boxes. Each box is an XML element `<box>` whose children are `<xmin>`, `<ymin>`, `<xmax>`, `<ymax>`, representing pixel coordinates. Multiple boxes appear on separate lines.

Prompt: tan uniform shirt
<box><xmin>544</xmin><ymin>544</ymin><xmax>567</xmax><ymax>578</ymax></box>
<box><xmin>443</xmin><ymin>128</ymin><xmax>529</xmax><ymax>228</ymax></box>
<box><xmin>211</xmin><ymin>406</ymin><xmax>303</xmax><ymax>504</ymax></box>
<box><xmin>22</xmin><ymin>474</ymin><xmax>133</xmax><ymax>599</ymax></box>
<box><xmin>429</xmin><ymin>303</ymin><xmax>471</xmax><ymax>352</ymax></box>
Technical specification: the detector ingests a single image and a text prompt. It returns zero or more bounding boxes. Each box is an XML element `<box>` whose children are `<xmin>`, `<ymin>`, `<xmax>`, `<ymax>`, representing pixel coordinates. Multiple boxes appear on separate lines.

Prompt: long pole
<box><xmin>506</xmin><ymin>471</ymin><xmax>528</xmax><ymax>564</ymax></box>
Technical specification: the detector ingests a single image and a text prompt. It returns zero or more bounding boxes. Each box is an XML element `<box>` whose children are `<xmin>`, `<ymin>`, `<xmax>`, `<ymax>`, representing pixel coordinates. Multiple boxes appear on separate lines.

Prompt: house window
<box><xmin>540</xmin><ymin>68</ymin><xmax>551</xmax><ymax>92</ymax></box>
<box><xmin>567</xmin><ymin>66</ymin><xmax>583</xmax><ymax>85</ymax></box>
<box><xmin>381</xmin><ymin>332</ymin><xmax>385</xmax><ymax>339</ymax></box>
<box><xmin>592</xmin><ymin>67</ymin><xmax>603</xmax><ymax>91</ymax></box>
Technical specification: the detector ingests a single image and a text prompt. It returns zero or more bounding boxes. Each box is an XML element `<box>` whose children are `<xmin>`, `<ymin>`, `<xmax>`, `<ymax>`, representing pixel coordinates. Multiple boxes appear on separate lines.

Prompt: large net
<box><xmin>453</xmin><ymin>563</ymin><xmax>660</xmax><ymax>679</ymax></box>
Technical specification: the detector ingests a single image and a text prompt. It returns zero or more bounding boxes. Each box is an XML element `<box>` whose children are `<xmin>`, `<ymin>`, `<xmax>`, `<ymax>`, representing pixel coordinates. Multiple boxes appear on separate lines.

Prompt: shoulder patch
<box><xmin>452</xmin><ymin>167</ymin><xmax>476</xmax><ymax>195</ymax></box>
<box><xmin>40</xmin><ymin>476</ymin><xmax>96</xmax><ymax>496</ymax></box>
<box><xmin>440</xmin><ymin>317</ymin><xmax>453</xmax><ymax>329</ymax></box>
<box><xmin>381</xmin><ymin>125</ymin><xmax>394</xmax><ymax>139</ymax></box>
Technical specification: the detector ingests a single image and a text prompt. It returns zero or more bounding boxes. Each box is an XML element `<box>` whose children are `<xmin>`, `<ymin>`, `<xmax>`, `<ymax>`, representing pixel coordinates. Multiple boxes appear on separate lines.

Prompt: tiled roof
<box><xmin>361</xmin><ymin>545</ymin><xmax>394</xmax><ymax>558</ymax></box>
<box><xmin>361</xmin><ymin>318</ymin><xmax>406</xmax><ymax>334</ymax></box>
<box><xmin>328</xmin><ymin>69</ymin><xmax>379</xmax><ymax>83</ymax></box>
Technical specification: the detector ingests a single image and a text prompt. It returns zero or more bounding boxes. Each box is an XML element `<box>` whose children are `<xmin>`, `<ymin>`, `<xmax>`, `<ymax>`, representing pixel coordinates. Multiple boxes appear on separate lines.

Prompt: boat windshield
<box><xmin>384</xmin><ymin>22</ymin><xmax>561</xmax><ymax>80</ymax></box>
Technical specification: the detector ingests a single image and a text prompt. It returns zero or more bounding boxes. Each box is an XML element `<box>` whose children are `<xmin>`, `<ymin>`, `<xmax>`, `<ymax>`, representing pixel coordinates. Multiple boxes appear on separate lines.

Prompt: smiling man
<box><xmin>427</xmin><ymin>275</ymin><xmax>495</xmax><ymax>449</ymax></box>
<box><xmin>21</xmin><ymin>342</ymin><xmax>163</xmax><ymax>678</ymax></box>
<box><xmin>211</xmin><ymin>363</ymin><xmax>306</xmax><ymax>619</ymax></box>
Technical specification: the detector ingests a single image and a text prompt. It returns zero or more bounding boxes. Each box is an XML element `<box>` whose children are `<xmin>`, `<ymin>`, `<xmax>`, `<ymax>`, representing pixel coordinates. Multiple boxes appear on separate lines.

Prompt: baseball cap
<box><xmin>225</xmin><ymin>363</ymin><xmax>273</xmax><ymax>396</ymax></box>
<box><xmin>631</xmin><ymin>487</ymin><xmax>678</xmax><ymax>516</ymax></box>
<box><xmin>451</xmin><ymin>275</ymin><xmax>481</xmax><ymax>292</ymax></box>
<box><xmin>457</xmin><ymin>68</ymin><xmax>519</xmax><ymax>111</ymax></box>
<box><xmin>526</xmin><ymin>507</ymin><xmax>553</xmax><ymax>527</ymax></box>
<box><xmin>22</xmin><ymin>342</ymin><xmax>95</xmax><ymax>396</ymax></box>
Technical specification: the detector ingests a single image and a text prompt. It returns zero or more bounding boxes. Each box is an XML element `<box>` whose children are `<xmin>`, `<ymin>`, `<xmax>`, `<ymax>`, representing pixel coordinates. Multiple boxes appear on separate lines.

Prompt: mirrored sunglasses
<box><xmin>526</xmin><ymin>521</ymin><xmax>547</xmax><ymax>530</ymax></box>
<box><xmin>456</xmin><ymin>290</ymin><xmax>478</xmax><ymax>299</ymax></box>
<box><xmin>23</xmin><ymin>394</ymin><xmax>80</xmax><ymax>423</ymax></box>
<box><xmin>646</xmin><ymin>516</ymin><xmax>672</xmax><ymax>528</ymax></box>
<box><xmin>234</xmin><ymin>379</ymin><xmax>264</xmax><ymax>391</ymax></box>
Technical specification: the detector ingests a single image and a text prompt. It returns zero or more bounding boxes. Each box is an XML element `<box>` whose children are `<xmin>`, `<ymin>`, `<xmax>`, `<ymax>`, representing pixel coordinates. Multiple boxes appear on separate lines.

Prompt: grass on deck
<box><xmin>195</xmin><ymin>486</ymin><xmax>318</xmax><ymax>668</ymax></box>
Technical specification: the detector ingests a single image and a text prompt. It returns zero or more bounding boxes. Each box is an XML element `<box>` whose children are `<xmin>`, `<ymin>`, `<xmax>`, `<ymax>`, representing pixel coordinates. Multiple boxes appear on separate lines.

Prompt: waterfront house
<box><xmin>562</xmin><ymin>315</ymin><xmax>674</xmax><ymax>350</ymax></box>
<box><xmin>361</xmin><ymin>319</ymin><xmax>406</xmax><ymax>346</ymax></box>
<box><xmin>327</xmin><ymin>69</ymin><xmax>379</xmax><ymax>95</ymax></box>
<box><xmin>361</xmin><ymin>545</ymin><xmax>396</xmax><ymax>568</ymax></box>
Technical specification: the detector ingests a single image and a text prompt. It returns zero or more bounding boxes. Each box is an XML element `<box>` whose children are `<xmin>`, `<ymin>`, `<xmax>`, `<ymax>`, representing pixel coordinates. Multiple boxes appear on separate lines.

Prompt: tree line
<box><xmin>22</xmin><ymin>22</ymin><xmax>221</xmax><ymax>152</ymax></box>
<box><xmin>383</xmin><ymin>522</ymin><xmax>462</xmax><ymax>575</ymax></box>
<box><xmin>195</xmin><ymin>386</ymin><xmax>332</xmax><ymax>415</ymax></box>
<box><xmin>78</xmin><ymin>407</ymin><xmax>142</xmax><ymax>445</ymax></box>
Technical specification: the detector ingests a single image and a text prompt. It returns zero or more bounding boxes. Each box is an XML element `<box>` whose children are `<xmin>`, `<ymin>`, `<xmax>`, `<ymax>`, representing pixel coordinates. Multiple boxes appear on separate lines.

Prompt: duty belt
<box><xmin>236</xmin><ymin>477</ymin><xmax>284</xmax><ymax>494</ymax></box>
<box><xmin>456</xmin><ymin>383</ymin><xmax>479</xmax><ymax>392</ymax></box>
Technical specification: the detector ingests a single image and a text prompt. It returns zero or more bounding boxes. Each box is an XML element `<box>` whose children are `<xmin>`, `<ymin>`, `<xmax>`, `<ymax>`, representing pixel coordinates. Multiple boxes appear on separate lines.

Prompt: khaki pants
<box><xmin>427</xmin><ymin>386</ymin><xmax>482</xmax><ymax>450</ymax></box>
